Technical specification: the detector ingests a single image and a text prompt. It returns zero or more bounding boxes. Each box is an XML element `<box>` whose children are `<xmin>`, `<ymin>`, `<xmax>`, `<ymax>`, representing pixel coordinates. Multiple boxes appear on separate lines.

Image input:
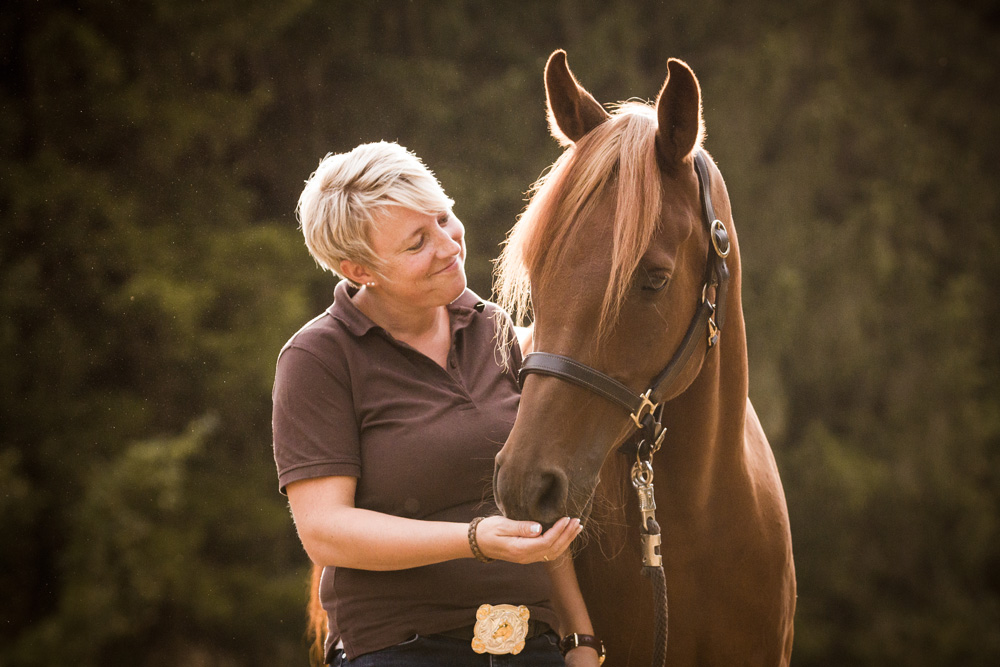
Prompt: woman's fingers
<box><xmin>519</xmin><ymin>517</ymin><xmax>581</xmax><ymax>562</ymax></box>
<box><xmin>544</xmin><ymin>518</ymin><xmax>583</xmax><ymax>557</ymax></box>
<box><xmin>476</xmin><ymin>516</ymin><xmax>583</xmax><ymax>564</ymax></box>
<box><xmin>506</xmin><ymin>519</ymin><xmax>544</xmax><ymax>538</ymax></box>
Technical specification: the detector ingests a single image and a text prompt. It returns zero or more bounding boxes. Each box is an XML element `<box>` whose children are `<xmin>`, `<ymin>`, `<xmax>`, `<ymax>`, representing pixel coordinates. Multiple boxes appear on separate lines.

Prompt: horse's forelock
<box><xmin>604</xmin><ymin>105</ymin><xmax>662</xmax><ymax>336</ymax></box>
<box><xmin>495</xmin><ymin>103</ymin><xmax>662</xmax><ymax>344</ymax></box>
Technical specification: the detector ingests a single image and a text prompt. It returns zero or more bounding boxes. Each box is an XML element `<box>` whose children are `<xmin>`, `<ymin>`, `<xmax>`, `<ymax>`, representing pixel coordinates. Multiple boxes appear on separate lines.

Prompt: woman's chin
<box><xmin>445</xmin><ymin>272</ymin><xmax>468</xmax><ymax>302</ymax></box>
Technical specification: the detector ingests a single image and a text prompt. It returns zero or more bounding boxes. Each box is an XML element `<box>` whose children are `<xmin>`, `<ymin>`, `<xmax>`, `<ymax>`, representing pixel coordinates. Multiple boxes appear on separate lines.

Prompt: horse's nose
<box><xmin>532</xmin><ymin>469</ymin><xmax>569</xmax><ymax>527</ymax></box>
<box><xmin>494</xmin><ymin>455</ymin><xmax>568</xmax><ymax>526</ymax></box>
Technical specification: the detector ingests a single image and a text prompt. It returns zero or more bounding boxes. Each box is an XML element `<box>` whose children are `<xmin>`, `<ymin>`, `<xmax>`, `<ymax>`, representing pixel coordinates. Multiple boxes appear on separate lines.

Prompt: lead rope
<box><xmin>632</xmin><ymin>424</ymin><xmax>668</xmax><ymax>667</ymax></box>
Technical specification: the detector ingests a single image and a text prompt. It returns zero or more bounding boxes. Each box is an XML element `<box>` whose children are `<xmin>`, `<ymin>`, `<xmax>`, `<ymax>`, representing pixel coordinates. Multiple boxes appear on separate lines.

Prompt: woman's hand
<box><xmin>474</xmin><ymin>516</ymin><xmax>581</xmax><ymax>564</ymax></box>
<box><xmin>564</xmin><ymin>646</ymin><xmax>602</xmax><ymax>667</ymax></box>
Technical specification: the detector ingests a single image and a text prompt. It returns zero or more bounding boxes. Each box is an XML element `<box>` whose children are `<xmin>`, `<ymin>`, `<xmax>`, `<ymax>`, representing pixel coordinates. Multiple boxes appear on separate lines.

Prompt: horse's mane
<box><xmin>495</xmin><ymin>102</ymin><xmax>666</xmax><ymax>345</ymax></box>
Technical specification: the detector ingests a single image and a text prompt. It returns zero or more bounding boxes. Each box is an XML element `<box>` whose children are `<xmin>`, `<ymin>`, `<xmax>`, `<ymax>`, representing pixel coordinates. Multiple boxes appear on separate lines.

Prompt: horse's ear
<box><xmin>545</xmin><ymin>50</ymin><xmax>609</xmax><ymax>146</ymax></box>
<box><xmin>654</xmin><ymin>58</ymin><xmax>704</xmax><ymax>167</ymax></box>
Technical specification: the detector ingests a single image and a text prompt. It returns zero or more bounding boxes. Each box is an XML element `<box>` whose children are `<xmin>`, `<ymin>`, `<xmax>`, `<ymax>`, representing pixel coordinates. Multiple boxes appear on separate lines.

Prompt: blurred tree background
<box><xmin>1</xmin><ymin>0</ymin><xmax>997</xmax><ymax>665</ymax></box>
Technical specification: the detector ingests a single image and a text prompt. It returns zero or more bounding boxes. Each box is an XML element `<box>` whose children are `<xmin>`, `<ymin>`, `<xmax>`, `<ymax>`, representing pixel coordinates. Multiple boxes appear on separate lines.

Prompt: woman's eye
<box><xmin>437</xmin><ymin>213</ymin><xmax>450</xmax><ymax>226</ymax></box>
<box><xmin>408</xmin><ymin>236</ymin><xmax>425</xmax><ymax>251</ymax></box>
<box><xmin>642</xmin><ymin>272</ymin><xmax>669</xmax><ymax>292</ymax></box>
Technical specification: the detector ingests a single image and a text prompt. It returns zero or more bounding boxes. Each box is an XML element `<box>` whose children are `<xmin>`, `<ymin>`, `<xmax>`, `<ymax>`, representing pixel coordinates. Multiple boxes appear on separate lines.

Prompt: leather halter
<box><xmin>517</xmin><ymin>150</ymin><xmax>731</xmax><ymax>448</ymax></box>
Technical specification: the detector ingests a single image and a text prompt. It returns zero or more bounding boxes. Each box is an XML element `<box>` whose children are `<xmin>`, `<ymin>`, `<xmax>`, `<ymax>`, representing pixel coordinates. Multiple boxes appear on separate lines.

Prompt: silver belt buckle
<box><xmin>471</xmin><ymin>604</ymin><xmax>530</xmax><ymax>655</ymax></box>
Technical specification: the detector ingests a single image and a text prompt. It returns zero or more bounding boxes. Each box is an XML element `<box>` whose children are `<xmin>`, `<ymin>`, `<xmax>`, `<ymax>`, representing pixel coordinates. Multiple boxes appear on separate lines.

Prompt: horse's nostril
<box><xmin>534</xmin><ymin>470</ymin><xmax>568</xmax><ymax>523</ymax></box>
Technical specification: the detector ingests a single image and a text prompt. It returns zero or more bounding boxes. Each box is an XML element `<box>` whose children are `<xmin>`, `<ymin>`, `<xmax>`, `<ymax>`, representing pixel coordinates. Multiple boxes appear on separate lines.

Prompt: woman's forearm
<box><xmin>287</xmin><ymin>475</ymin><xmax>582</xmax><ymax>571</ymax></box>
<box><xmin>289</xmin><ymin>475</ymin><xmax>472</xmax><ymax>570</ymax></box>
<box><xmin>299</xmin><ymin>503</ymin><xmax>473</xmax><ymax>571</ymax></box>
<box><xmin>548</xmin><ymin>554</ymin><xmax>602</xmax><ymax>665</ymax></box>
<box><xmin>546</xmin><ymin>553</ymin><xmax>595</xmax><ymax>636</ymax></box>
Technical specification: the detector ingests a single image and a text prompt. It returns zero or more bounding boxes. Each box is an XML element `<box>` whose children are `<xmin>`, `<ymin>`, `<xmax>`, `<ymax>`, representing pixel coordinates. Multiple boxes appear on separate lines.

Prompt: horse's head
<box><xmin>494</xmin><ymin>50</ymin><xmax>736</xmax><ymax>525</ymax></box>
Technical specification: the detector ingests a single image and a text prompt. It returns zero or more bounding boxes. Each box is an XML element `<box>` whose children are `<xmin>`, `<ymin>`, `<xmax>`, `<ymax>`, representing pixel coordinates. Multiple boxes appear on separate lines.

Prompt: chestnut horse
<box><xmin>493</xmin><ymin>51</ymin><xmax>796</xmax><ymax>665</ymax></box>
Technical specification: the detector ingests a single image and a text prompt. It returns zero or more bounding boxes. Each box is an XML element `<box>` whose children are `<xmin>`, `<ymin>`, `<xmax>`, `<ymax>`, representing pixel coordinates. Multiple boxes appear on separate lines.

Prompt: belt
<box><xmin>435</xmin><ymin>620</ymin><xmax>552</xmax><ymax>642</ymax></box>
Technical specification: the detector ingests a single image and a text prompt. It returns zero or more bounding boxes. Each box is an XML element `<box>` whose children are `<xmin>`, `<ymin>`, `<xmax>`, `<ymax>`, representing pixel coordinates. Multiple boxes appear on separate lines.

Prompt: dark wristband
<box><xmin>559</xmin><ymin>633</ymin><xmax>606</xmax><ymax>665</ymax></box>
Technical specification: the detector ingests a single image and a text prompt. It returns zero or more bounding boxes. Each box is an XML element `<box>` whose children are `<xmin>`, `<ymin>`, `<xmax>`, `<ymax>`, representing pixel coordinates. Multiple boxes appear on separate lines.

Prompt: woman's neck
<box><xmin>353</xmin><ymin>288</ymin><xmax>451</xmax><ymax>364</ymax></box>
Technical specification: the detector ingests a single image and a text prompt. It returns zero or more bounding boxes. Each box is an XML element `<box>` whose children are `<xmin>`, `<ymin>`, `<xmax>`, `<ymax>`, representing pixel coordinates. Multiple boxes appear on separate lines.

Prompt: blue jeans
<box><xmin>333</xmin><ymin>632</ymin><xmax>565</xmax><ymax>666</ymax></box>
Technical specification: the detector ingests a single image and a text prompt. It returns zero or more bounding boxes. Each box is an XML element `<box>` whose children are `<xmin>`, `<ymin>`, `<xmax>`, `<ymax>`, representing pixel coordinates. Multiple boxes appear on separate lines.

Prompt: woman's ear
<box><xmin>339</xmin><ymin>258</ymin><xmax>377</xmax><ymax>286</ymax></box>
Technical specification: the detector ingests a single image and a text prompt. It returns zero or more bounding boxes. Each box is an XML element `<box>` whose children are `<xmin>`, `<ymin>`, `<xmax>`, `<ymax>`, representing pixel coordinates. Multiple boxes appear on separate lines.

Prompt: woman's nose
<box><xmin>437</xmin><ymin>220</ymin><xmax>463</xmax><ymax>255</ymax></box>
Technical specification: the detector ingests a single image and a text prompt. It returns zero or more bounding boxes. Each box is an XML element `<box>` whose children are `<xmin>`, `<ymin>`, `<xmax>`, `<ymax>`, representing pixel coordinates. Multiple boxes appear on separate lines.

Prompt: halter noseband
<box><xmin>517</xmin><ymin>149</ymin><xmax>731</xmax><ymax>460</ymax></box>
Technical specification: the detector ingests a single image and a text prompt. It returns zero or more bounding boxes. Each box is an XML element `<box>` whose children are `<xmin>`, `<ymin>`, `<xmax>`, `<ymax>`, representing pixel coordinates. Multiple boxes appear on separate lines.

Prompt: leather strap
<box><xmin>436</xmin><ymin>620</ymin><xmax>552</xmax><ymax>642</ymax></box>
<box><xmin>693</xmin><ymin>151</ymin><xmax>731</xmax><ymax>334</ymax></box>
<box><xmin>559</xmin><ymin>633</ymin><xmax>606</xmax><ymax>664</ymax></box>
<box><xmin>645</xmin><ymin>297</ymin><xmax>714</xmax><ymax>394</ymax></box>
<box><xmin>693</xmin><ymin>151</ymin><xmax>718</xmax><ymax>232</ymax></box>
<box><xmin>519</xmin><ymin>352</ymin><xmax>643</xmax><ymax>416</ymax></box>
<box><xmin>467</xmin><ymin>517</ymin><xmax>494</xmax><ymax>563</ymax></box>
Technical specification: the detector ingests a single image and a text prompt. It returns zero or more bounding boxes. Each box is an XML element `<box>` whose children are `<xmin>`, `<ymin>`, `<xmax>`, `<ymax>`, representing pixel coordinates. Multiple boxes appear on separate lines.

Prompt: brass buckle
<box><xmin>652</xmin><ymin>423</ymin><xmax>666</xmax><ymax>453</ymax></box>
<box><xmin>471</xmin><ymin>604</ymin><xmax>530</xmax><ymax>655</ymax></box>
<box><xmin>702</xmin><ymin>288</ymin><xmax>720</xmax><ymax>347</ymax></box>
<box><xmin>707</xmin><ymin>315</ymin><xmax>720</xmax><ymax>348</ymax></box>
<box><xmin>710</xmin><ymin>219</ymin><xmax>731</xmax><ymax>257</ymax></box>
<box><xmin>630</xmin><ymin>390</ymin><xmax>657</xmax><ymax>429</ymax></box>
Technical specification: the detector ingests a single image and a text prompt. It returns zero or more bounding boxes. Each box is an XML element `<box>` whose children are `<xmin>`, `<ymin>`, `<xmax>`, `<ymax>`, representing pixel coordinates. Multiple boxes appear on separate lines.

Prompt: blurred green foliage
<box><xmin>1</xmin><ymin>0</ymin><xmax>997</xmax><ymax>665</ymax></box>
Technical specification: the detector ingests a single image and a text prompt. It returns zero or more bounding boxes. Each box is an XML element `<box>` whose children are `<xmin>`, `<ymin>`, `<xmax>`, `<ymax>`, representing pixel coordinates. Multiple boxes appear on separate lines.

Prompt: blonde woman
<box><xmin>272</xmin><ymin>142</ymin><xmax>603</xmax><ymax>666</ymax></box>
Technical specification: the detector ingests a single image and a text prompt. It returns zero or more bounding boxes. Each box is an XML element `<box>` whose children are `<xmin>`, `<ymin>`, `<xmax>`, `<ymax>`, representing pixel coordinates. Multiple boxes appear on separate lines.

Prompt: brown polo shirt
<box><xmin>271</xmin><ymin>280</ymin><xmax>557</xmax><ymax>659</ymax></box>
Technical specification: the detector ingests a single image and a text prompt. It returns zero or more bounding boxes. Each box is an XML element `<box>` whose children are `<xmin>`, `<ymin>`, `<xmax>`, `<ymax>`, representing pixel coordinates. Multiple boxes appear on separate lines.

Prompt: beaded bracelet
<box><xmin>468</xmin><ymin>516</ymin><xmax>494</xmax><ymax>563</ymax></box>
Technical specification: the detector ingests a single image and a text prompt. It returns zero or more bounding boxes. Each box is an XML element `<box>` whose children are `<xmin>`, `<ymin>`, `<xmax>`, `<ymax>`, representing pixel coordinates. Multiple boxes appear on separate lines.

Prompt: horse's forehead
<box><xmin>576</xmin><ymin>169</ymin><xmax>700</xmax><ymax>253</ymax></box>
<box><xmin>658</xmin><ymin>181</ymin><xmax>702</xmax><ymax>244</ymax></box>
<box><xmin>561</xmin><ymin>188</ymin><xmax>618</xmax><ymax>262</ymax></box>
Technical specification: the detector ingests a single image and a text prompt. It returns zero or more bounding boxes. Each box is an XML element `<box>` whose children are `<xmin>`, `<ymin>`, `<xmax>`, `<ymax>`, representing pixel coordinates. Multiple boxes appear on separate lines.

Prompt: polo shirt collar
<box><xmin>328</xmin><ymin>280</ymin><xmax>485</xmax><ymax>337</ymax></box>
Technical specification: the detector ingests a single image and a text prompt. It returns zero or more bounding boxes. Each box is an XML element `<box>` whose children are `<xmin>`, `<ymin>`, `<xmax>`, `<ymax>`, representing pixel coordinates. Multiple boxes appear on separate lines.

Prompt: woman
<box><xmin>272</xmin><ymin>142</ymin><xmax>604</xmax><ymax>666</ymax></box>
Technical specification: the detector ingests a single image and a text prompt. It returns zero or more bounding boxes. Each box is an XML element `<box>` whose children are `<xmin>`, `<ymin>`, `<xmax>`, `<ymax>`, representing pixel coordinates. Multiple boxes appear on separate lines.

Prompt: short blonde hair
<box><xmin>296</xmin><ymin>141</ymin><xmax>454</xmax><ymax>277</ymax></box>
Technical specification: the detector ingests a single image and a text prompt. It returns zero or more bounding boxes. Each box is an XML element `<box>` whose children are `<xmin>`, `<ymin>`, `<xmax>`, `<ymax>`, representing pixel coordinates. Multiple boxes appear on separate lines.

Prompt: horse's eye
<box><xmin>641</xmin><ymin>272</ymin><xmax>670</xmax><ymax>293</ymax></box>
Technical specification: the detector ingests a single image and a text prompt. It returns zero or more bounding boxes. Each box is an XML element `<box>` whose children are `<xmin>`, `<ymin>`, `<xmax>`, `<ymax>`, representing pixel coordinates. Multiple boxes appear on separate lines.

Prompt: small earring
<box><xmin>365</xmin><ymin>281</ymin><xmax>375</xmax><ymax>287</ymax></box>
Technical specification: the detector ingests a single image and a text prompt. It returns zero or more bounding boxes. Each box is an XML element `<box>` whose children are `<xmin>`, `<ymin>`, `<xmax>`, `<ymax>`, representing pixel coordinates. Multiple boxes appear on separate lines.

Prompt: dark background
<box><xmin>2</xmin><ymin>1</ymin><xmax>998</xmax><ymax>665</ymax></box>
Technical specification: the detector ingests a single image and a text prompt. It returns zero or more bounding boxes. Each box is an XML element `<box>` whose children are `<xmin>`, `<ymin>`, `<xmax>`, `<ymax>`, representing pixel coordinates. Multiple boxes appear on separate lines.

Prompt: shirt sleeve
<box><xmin>272</xmin><ymin>343</ymin><xmax>361</xmax><ymax>494</ymax></box>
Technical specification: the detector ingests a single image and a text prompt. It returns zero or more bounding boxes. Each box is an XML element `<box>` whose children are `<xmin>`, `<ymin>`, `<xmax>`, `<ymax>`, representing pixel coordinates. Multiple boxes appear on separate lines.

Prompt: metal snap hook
<box><xmin>631</xmin><ymin>460</ymin><xmax>654</xmax><ymax>488</ymax></box>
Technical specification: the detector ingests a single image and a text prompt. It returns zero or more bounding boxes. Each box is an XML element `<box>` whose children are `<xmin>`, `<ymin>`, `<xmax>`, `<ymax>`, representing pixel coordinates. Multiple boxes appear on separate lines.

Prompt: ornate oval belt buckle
<box><xmin>471</xmin><ymin>603</ymin><xmax>530</xmax><ymax>655</ymax></box>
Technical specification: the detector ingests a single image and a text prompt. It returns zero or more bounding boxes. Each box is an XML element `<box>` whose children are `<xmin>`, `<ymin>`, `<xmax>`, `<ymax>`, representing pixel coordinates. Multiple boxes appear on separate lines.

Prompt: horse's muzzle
<box><xmin>493</xmin><ymin>456</ymin><xmax>570</xmax><ymax>527</ymax></box>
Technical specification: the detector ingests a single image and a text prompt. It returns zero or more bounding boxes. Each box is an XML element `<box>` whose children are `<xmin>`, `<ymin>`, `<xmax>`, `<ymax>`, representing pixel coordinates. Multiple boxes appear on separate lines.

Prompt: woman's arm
<box><xmin>547</xmin><ymin>553</ymin><xmax>602</xmax><ymax>667</ymax></box>
<box><xmin>514</xmin><ymin>323</ymin><xmax>534</xmax><ymax>356</ymax></box>
<box><xmin>287</xmin><ymin>475</ymin><xmax>582</xmax><ymax>570</ymax></box>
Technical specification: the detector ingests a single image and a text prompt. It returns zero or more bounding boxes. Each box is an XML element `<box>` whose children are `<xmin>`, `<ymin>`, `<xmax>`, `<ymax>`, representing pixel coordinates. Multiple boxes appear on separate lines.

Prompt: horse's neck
<box><xmin>658</xmin><ymin>294</ymin><xmax>749</xmax><ymax>512</ymax></box>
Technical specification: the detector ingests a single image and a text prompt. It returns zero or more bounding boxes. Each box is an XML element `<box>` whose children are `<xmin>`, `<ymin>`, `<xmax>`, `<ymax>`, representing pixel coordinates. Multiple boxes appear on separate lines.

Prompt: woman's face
<box><xmin>369</xmin><ymin>206</ymin><xmax>467</xmax><ymax>308</ymax></box>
